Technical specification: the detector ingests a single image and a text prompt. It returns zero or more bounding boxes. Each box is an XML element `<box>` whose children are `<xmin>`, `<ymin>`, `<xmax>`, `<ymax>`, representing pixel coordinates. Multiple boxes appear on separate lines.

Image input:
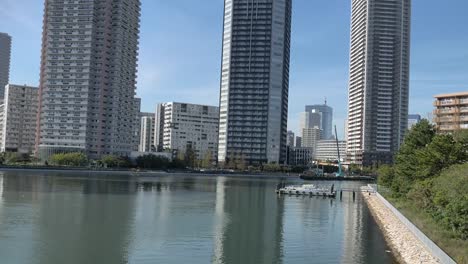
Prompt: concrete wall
<box><xmin>369</xmin><ymin>185</ymin><xmax>456</xmax><ymax>264</ymax></box>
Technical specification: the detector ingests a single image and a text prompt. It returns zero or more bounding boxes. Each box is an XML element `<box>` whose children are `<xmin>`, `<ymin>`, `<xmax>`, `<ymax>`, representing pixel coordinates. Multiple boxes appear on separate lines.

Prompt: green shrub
<box><xmin>49</xmin><ymin>152</ymin><xmax>88</xmax><ymax>166</ymax></box>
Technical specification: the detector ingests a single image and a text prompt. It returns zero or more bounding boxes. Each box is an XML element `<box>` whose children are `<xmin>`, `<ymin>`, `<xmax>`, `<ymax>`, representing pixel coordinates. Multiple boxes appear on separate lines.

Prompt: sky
<box><xmin>1</xmin><ymin>0</ymin><xmax>467</xmax><ymax>139</ymax></box>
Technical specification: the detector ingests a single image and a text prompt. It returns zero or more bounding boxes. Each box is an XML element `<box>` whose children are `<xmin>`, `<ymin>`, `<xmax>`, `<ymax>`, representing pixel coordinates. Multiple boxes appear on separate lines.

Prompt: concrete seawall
<box><xmin>361</xmin><ymin>187</ymin><xmax>449</xmax><ymax>264</ymax></box>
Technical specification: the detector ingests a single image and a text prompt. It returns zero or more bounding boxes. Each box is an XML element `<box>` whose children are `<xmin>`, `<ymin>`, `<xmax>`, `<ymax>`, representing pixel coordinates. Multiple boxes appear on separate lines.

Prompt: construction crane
<box><xmin>335</xmin><ymin>125</ymin><xmax>345</xmax><ymax>177</ymax></box>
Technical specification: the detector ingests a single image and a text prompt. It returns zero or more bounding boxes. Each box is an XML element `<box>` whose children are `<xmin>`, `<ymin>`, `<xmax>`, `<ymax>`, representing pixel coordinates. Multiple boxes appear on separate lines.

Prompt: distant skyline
<box><xmin>1</xmin><ymin>0</ymin><xmax>467</xmax><ymax>139</ymax></box>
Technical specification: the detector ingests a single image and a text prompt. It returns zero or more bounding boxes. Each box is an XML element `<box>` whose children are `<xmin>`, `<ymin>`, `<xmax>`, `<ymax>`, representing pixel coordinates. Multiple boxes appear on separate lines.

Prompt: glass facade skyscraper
<box><xmin>346</xmin><ymin>0</ymin><xmax>411</xmax><ymax>166</ymax></box>
<box><xmin>305</xmin><ymin>103</ymin><xmax>333</xmax><ymax>140</ymax></box>
<box><xmin>218</xmin><ymin>0</ymin><xmax>292</xmax><ymax>165</ymax></box>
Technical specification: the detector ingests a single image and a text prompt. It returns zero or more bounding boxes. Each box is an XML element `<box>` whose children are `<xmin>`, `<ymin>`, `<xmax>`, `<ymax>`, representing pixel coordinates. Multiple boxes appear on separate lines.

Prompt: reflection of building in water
<box><xmin>341</xmin><ymin>195</ymin><xmax>365</xmax><ymax>263</ymax></box>
<box><xmin>34</xmin><ymin>175</ymin><xmax>138</xmax><ymax>264</ymax></box>
<box><xmin>212</xmin><ymin>178</ymin><xmax>284</xmax><ymax>264</ymax></box>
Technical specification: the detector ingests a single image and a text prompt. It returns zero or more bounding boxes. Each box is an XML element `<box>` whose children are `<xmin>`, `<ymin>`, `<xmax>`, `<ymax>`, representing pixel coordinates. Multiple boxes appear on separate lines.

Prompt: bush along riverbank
<box><xmin>377</xmin><ymin>120</ymin><xmax>468</xmax><ymax>263</ymax></box>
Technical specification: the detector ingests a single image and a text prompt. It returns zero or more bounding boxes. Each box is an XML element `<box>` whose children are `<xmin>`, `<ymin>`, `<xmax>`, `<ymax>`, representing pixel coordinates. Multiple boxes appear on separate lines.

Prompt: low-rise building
<box><xmin>433</xmin><ymin>92</ymin><xmax>468</xmax><ymax>133</ymax></box>
<box><xmin>314</xmin><ymin>140</ymin><xmax>347</xmax><ymax>162</ymax></box>
<box><xmin>287</xmin><ymin>147</ymin><xmax>313</xmax><ymax>166</ymax></box>
<box><xmin>0</xmin><ymin>84</ymin><xmax>38</xmax><ymax>153</ymax></box>
<box><xmin>154</xmin><ymin>102</ymin><xmax>219</xmax><ymax>161</ymax></box>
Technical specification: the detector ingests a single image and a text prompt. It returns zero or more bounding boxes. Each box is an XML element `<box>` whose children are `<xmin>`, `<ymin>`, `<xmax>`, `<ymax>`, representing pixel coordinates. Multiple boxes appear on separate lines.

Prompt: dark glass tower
<box><xmin>218</xmin><ymin>0</ymin><xmax>292</xmax><ymax>165</ymax></box>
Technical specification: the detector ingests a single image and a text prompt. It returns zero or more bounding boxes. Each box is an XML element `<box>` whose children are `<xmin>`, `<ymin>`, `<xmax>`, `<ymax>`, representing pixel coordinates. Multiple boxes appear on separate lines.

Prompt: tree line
<box><xmin>378</xmin><ymin>119</ymin><xmax>468</xmax><ymax>240</ymax></box>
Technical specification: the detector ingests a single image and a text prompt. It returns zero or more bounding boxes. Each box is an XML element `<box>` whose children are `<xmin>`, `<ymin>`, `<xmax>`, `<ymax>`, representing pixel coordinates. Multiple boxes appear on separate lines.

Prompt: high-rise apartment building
<box><xmin>0</xmin><ymin>33</ymin><xmax>12</xmax><ymax>97</ymax></box>
<box><xmin>36</xmin><ymin>0</ymin><xmax>141</xmax><ymax>160</ymax></box>
<box><xmin>433</xmin><ymin>92</ymin><xmax>468</xmax><ymax>133</ymax></box>
<box><xmin>346</xmin><ymin>0</ymin><xmax>411</xmax><ymax>166</ymax></box>
<box><xmin>155</xmin><ymin>102</ymin><xmax>219</xmax><ymax>160</ymax></box>
<box><xmin>139</xmin><ymin>113</ymin><xmax>155</xmax><ymax>152</ymax></box>
<box><xmin>286</xmin><ymin>130</ymin><xmax>295</xmax><ymax>147</ymax></box>
<box><xmin>0</xmin><ymin>85</ymin><xmax>38</xmax><ymax>153</ymax></box>
<box><xmin>218</xmin><ymin>0</ymin><xmax>292</xmax><ymax>165</ymax></box>
<box><xmin>305</xmin><ymin>102</ymin><xmax>333</xmax><ymax>140</ymax></box>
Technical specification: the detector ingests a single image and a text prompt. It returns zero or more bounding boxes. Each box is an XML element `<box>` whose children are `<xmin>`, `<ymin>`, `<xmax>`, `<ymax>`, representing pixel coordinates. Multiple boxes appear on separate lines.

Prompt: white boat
<box><xmin>276</xmin><ymin>184</ymin><xmax>336</xmax><ymax>197</ymax></box>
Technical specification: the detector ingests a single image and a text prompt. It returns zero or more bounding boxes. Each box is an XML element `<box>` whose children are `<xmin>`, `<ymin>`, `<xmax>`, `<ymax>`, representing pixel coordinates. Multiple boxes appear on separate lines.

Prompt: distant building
<box><xmin>302</xmin><ymin>127</ymin><xmax>321</xmax><ymax>150</ymax></box>
<box><xmin>305</xmin><ymin>102</ymin><xmax>333</xmax><ymax>139</ymax></box>
<box><xmin>433</xmin><ymin>92</ymin><xmax>468</xmax><ymax>133</ymax></box>
<box><xmin>155</xmin><ymin>102</ymin><xmax>219</xmax><ymax>160</ymax></box>
<box><xmin>0</xmin><ymin>33</ymin><xmax>11</xmax><ymax>97</ymax></box>
<box><xmin>132</xmin><ymin>98</ymin><xmax>142</xmax><ymax>151</ymax></box>
<box><xmin>286</xmin><ymin>131</ymin><xmax>295</xmax><ymax>147</ymax></box>
<box><xmin>295</xmin><ymin>136</ymin><xmax>302</xmax><ymax>148</ymax></box>
<box><xmin>346</xmin><ymin>0</ymin><xmax>411</xmax><ymax>166</ymax></box>
<box><xmin>217</xmin><ymin>0</ymin><xmax>292</xmax><ymax>165</ymax></box>
<box><xmin>139</xmin><ymin>113</ymin><xmax>155</xmax><ymax>152</ymax></box>
<box><xmin>407</xmin><ymin>114</ymin><xmax>421</xmax><ymax>129</ymax></box>
<box><xmin>0</xmin><ymin>84</ymin><xmax>38</xmax><ymax>153</ymax></box>
<box><xmin>315</xmin><ymin>140</ymin><xmax>347</xmax><ymax>162</ymax></box>
<box><xmin>299</xmin><ymin>111</ymin><xmax>321</xmax><ymax>133</ymax></box>
<box><xmin>287</xmin><ymin>147</ymin><xmax>313</xmax><ymax>166</ymax></box>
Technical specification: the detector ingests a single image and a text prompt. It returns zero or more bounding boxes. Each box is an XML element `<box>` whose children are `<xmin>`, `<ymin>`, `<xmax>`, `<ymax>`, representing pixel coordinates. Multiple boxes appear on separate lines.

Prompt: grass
<box><xmin>381</xmin><ymin>192</ymin><xmax>468</xmax><ymax>264</ymax></box>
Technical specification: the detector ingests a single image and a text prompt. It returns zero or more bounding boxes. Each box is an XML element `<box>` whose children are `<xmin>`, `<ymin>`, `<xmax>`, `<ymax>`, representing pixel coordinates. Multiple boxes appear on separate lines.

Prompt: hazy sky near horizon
<box><xmin>1</xmin><ymin>0</ymin><xmax>467</xmax><ymax>138</ymax></box>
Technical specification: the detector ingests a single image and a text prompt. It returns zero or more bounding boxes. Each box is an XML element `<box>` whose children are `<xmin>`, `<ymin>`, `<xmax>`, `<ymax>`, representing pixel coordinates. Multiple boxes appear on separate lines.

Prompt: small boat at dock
<box><xmin>276</xmin><ymin>184</ymin><xmax>336</xmax><ymax>198</ymax></box>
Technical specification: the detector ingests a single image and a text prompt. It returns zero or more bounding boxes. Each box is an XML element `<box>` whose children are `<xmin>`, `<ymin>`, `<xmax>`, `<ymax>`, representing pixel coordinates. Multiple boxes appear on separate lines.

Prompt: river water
<box><xmin>0</xmin><ymin>170</ymin><xmax>395</xmax><ymax>264</ymax></box>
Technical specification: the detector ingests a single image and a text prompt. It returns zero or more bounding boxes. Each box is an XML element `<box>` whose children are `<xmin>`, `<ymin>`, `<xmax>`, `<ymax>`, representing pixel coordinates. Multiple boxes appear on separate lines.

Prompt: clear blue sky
<box><xmin>1</xmin><ymin>0</ymin><xmax>467</xmax><ymax>138</ymax></box>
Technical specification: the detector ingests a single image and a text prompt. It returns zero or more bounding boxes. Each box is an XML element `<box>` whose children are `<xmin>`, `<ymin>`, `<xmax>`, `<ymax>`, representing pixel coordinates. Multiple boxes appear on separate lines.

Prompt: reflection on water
<box><xmin>0</xmin><ymin>171</ymin><xmax>394</xmax><ymax>264</ymax></box>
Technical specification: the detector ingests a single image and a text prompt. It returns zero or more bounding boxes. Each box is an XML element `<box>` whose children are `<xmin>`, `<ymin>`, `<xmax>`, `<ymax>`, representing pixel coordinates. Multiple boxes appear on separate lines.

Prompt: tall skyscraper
<box><xmin>36</xmin><ymin>0</ymin><xmax>141</xmax><ymax>160</ymax></box>
<box><xmin>346</xmin><ymin>0</ymin><xmax>411</xmax><ymax>166</ymax></box>
<box><xmin>305</xmin><ymin>102</ymin><xmax>333</xmax><ymax>140</ymax></box>
<box><xmin>218</xmin><ymin>0</ymin><xmax>292</xmax><ymax>165</ymax></box>
<box><xmin>299</xmin><ymin>111</ymin><xmax>321</xmax><ymax>133</ymax></box>
<box><xmin>0</xmin><ymin>33</ymin><xmax>12</xmax><ymax>97</ymax></box>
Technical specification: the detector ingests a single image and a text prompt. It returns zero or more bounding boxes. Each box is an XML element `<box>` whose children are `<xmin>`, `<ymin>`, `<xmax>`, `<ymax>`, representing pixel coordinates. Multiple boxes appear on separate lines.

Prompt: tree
<box><xmin>100</xmin><ymin>155</ymin><xmax>131</xmax><ymax>168</ymax></box>
<box><xmin>392</xmin><ymin>119</ymin><xmax>435</xmax><ymax>195</ymax></box>
<box><xmin>135</xmin><ymin>154</ymin><xmax>170</xmax><ymax>169</ymax></box>
<box><xmin>184</xmin><ymin>145</ymin><xmax>197</xmax><ymax>168</ymax></box>
<box><xmin>431</xmin><ymin>164</ymin><xmax>468</xmax><ymax>239</ymax></box>
<box><xmin>49</xmin><ymin>152</ymin><xmax>88</xmax><ymax>166</ymax></box>
<box><xmin>237</xmin><ymin>153</ymin><xmax>247</xmax><ymax>171</ymax></box>
<box><xmin>377</xmin><ymin>164</ymin><xmax>394</xmax><ymax>187</ymax></box>
<box><xmin>201</xmin><ymin>150</ymin><xmax>213</xmax><ymax>169</ymax></box>
<box><xmin>416</xmin><ymin>134</ymin><xmax>467</xmax><ymax>179</ymax></box>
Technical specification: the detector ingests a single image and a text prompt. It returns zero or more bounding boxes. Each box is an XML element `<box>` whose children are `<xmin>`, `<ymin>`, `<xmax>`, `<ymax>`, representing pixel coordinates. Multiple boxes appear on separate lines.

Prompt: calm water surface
<box><xmin>0</xmin><ymin>170</ymin><xmax>395</xmax><ymax>264</ymax></box>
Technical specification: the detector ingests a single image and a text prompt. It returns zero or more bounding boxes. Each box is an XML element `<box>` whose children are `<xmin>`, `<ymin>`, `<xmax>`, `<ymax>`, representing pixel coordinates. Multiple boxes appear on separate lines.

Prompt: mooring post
<box><xmin>340</xmin><ymin>190</ymin><xmax>343</xmax><ymax>200</ymax></box>
<box><xmin>352</xmin><ymin>191</ymin><xmax>356</xmax><ymax>201</ymax></box>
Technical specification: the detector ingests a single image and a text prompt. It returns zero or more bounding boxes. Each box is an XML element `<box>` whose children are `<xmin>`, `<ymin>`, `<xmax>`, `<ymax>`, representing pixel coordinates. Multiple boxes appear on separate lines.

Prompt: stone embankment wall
<box><xmin>361</xmin><ymin>187</ymin><xmax>454</xmax><ymax>264</ymax></box>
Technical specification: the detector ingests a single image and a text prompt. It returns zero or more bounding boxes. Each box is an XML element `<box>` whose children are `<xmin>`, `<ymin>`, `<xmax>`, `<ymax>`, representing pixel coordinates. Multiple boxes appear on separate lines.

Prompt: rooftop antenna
<box><xmin>324</xmin><ymin>97</ymin><xmax>327</xmax><ymax>105</ymax></box>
